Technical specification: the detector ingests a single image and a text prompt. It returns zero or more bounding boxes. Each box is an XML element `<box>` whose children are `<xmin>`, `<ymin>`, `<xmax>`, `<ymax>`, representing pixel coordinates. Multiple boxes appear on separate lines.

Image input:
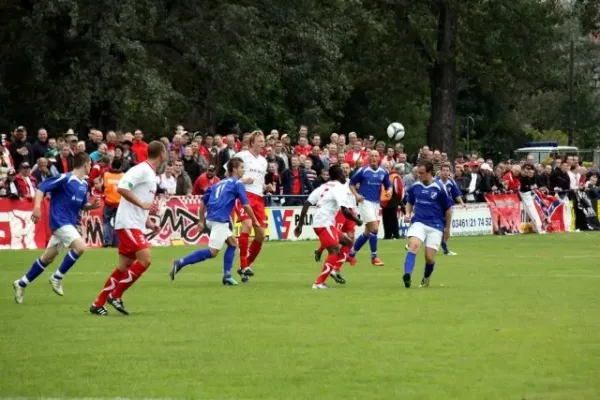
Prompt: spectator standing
<box><xmin>1</xmin><ymin>169</ymin><xmax>20</xmax><ymax>198</ymax></box>
<box><xmin>273</xmin><ymin>141</ymin><xmax>290</xmax><ymax>170</ymax></box>
<box><xmin>32</xmin><ymin>128</ymin><xmax>50</xmax><ymax>160</ymax></box>
<box><xmin>90</xmin><ymin>143</ymin><xmax>108</xmax><ymax>162</ymax></box>
<box><xmin>432</xmin><ymin>150</ymin><xmax>443</xmax><ymax>175</ymax></box>
<box><xmin>158</xmin><ymin>163</ymin><xmax>177</xmax><ymax>195</ymax></box>
<box><xmin>55</xmin><ymin>144</ymin><xmax>74</xmax><ymax>174</ymax></box>
<box><xmin>502</xmin><ymin>165</ymin><xmax>521</xmax><ymax>193</ymax></box>
<box><xmin>88</xmin><ymin>157</ymin><xmax>110</xmax><ymax>188</ymax></box>
<box><xmin>308</xmin><ymin>146</ymin><xmax>325</xmax><ymax>176</ymax></box>
<box><xmin>106</xmin><ymin>131</ymin><xmax>118</xmax><ymax>151</ymax></box>
<box><xmin>15</xmin><ymin>162</ymin><xmax>37</xmax><ymax>200</ymax></box>
<box><xmin>10</xmin><ymin>126</ymin><xmax>34</xmax><ymax>167</ymax></box>
<box><xmin>0</xmin><ymin>142</ymin><xmax>13</xmax><ymax>180</ymax></box>
<box><xmin>313</xmin><ymin>168</ymin><xmax>329</xmax><ymax>189</ymax></box>
<box><xmin>463</xmin><ymin>161</ymin><xmax>482</xmax><ymax>202</ymax></box>
<box><xmin>479</xmin><ymin>163</ymin><xmax>497</xmax><ymax>196</ymax></box>
<box><xmin>182</xmin><ymin>146</ymin><xmax>204</xmax><ymax>184</ymax></box>
<box><xmin>381</xmin><ymin>163</ymin><xmax>404</xmax><ymax>240</ymax></box>
<box><xmin>192</xmin><ymin>165</ymin><xmax>220</xmax><ymax>195</ymax></box>
<box><xmin>86</xmin><ymin>129</ymin><xmax>103</xmax><ymax>154</ymax></box>
<box><xmin>281</xmin><ymin>134</ymin><xmax>294</xmax><ymax>155</ymax></box>
<box><xmin>32</xmin><ymin>158</ymin><xmax>58</xmax><ymax>183</ymax></box>
<box><xmin>266</xmin><ymin>145</ymin><xmax>285</xmax><ymax>174</ymax></box>
<box><xmin>295</xmin><ymin>136</ymin><xmax>312</xmax><ymax>157</ymax></box>
<box><xmin>44</xmin><ymin>138</ymin><xmax>59</xmax><ymax>159</ymax></box>
<box><xmin>173</xmin><ymin>160</ymin><xmax>192</xmax><ymax>195</ymax></box>
<box><xmin>218</xmin><ymin>135</ymin><xmax>237</xmax><ymax>177</ymax></box>
<box><xmin>304</xmin><ymin>159</ymin><xmax>318</xmax><ymax>188</ymax></box>
<box><xmin>265</xmin><ymin>162</ymin><xmax>283</xmax><ymax>206</ymax></box>
<box><xmin>121</xmin><ymin>140</ymin><xmax>137</xmax><ymax>168</ymax></box>
<box><xmin>102</xmin><ymin>159</ymin><xmax>124</xmax><ymax>247</ymax></box>
<box><xmin>132</xmin><ymin>129</ymin><xmax>149</xmax><ymax>163</ymax></box>
<box><xmin>282</xmin><ymin>155</ymin><xmax>313</xmax><ymax>206</ymax></box>
<box><xmin>345</xmin><ymin>140</ymin><xmax>366</xmax><ymax>167</ymax></box>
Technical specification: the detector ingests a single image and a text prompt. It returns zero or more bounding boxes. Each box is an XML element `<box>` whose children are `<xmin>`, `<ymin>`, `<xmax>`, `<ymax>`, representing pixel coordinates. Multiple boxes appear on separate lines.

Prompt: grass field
<box><xmin>1</xmin><ymin>234</ymin><xmax>599</xmax><ymax>399</ymax></box>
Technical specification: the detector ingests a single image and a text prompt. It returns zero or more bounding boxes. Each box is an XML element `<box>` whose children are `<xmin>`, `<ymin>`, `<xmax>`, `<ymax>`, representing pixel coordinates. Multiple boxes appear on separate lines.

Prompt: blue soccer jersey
<box><xmin>201</xmin><ymin>178</ymin><xmax>249</xmax><ymax>223</ymax></box>
<box><xmin>38</xmin><ymin>173</ymin><xmax>89</xmax><ymax>232</ymax></box>
<box><xmin>436</xmin><ymin>177</ymin><xmax>462</xmax><ymax>205</ymax></box>
<box><xmin>349</xmin><ymin>166</ymin><xmax>391</xmax><ymax>202</ymax></box>
<box><xmin>407</xmin><ymin>181</ymin><xmax>451</xmax><ymax>231</ymax></box>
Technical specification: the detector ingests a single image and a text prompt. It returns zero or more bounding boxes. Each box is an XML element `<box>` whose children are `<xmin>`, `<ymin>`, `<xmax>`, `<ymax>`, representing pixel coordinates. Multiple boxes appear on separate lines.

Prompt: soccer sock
<box><xmin>350</xmin><ymin>233</ymin><xmax>368</xmax><ymax>256</ymax></box>
<box><xmin>223</xmin><ymin>245</ymin><xmax>236</xmax><ymax>277</ymax></box>
<box><xmin>425</xmin><ymin>262</ymin><xmax>435</xmax><ymax>278</ymax></box>
<box><xmin>239</xmin><ymin>232</ymin><xmax>250</xmax><ymax>268</ymax></box>
<box><xmin>93</xmin><ymin>268</ymin><xmax>127</xmax><ymax>307</ymax></box>
<box><xmin>176</xmin><ymin>248</ymin><xmax>213</xmax><ymax>270</ymax></box>
<box><xmin>18</xmin><ymin>258</ymin><xmax>48</xmax><ymax>287</ymax></box>
<box><xmin>111</xmin><ymin>261</ymin><xmax>148</xmax><ymax>299</ymax></box>
<box><xmin>341</xmin><ymin>245</ymin><xmax>352</xmax><ymax>257</ymax></box>
<box><xmin>315</xmin><ymin>253</ymin><xmax>341</xmax><ymax>284</ymax></box>
<box><xmin>369</xmin><ymin>232</ymin><xmax>378</xmax><ymax>259</ymax></box>
<box><xmin>332</xmin><ymin>252</ymin><xmax>346</xmax><ymax>272</ymax></box>
<box><xmin>441</xmin><ymin>240</ymin><xmax>449</xmax><ymax>254</ymax></box>
<box><xmin>247</xmin><ymin>239</ymin><xmax>262</xmax><ymax>265</ymax></box>
<box><xmin>53</xmin><ymin>249</ymin><xmax>80</xmax><ymax>280</ymax></box>
<box><xmin>404</xmin><ymin>252</ymin><xmax>417</xmax><ymax>275</ymax></box>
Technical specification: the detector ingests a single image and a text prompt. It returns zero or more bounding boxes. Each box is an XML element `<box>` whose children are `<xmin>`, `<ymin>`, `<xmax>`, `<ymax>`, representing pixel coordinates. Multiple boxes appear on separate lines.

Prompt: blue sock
<box><xmin>369</xmin><ymin>232</ymin><xmax>378</xmax><ymax>259</ymax></box>
<box><xmin>404</xmin><ymin>252</ymin><xmax>417</xmax><ymax>275</ymax></box>
<box><xmin>223</xmin><ymin>245</ymin><xmax>236</xmax><ymax>277</ymax></box>
<box><xmin>425</xmin><ymin>263</ymin><xmax>435</xmax><ymax>278</ymax></box>
<box><xmin>53</xmin><ymin>250</ymin><xmax>80</xmax><ymax>280</ymax></box>
<box><xmin>177</xmin><ymin>248</ymin><xmax>213</xmax><ymax>270</ymax></box>
<box><xmin>19</xmin><ymin>258</ymin><xmax>49</xmax><ymax>287</ymax></box>
<box><xmin>350</xmin><ymin>233</ymin><xmax>368</xmax><ymax>256</ymax></box>
<box><xmin>441</xmin><ymin>240</ymin><xmax>449</xmax><ymax>254</ymax></box>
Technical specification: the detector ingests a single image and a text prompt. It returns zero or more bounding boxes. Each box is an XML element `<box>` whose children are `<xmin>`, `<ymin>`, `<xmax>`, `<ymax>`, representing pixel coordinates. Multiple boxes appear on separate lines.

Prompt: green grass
<box><xmin>1</xmin><ymin>234</ymin><xmax>600</xmax><ymax>399</ymax></box>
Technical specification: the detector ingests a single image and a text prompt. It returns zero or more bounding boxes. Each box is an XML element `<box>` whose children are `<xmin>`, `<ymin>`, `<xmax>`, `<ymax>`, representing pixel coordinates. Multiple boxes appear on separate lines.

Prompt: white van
<box><xmin>514</xmin><ymin>146</ymin><xmax>579</xmax><ymax>164</ymax></box>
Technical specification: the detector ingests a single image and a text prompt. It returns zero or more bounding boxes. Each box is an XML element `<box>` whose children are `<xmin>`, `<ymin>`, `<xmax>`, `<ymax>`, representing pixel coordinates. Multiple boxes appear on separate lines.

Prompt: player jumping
<box><xmin>402</xmin><ymin>161</ymin><xmax>452</xmax><ymax>288</ymax></box>
<box><xmin>170</xmin><ymin>157</ymin><xmax>260</xmax><ymax>284</ymax></box>
<box><xmin>314</xmin><ymin>162</ymin><xmax>358</xmax><ymax>267</ymax></box>
<box><xmin>348</xmin><ymin>150</ymin><xmax>391</xmax><ymax>266</ymax></box>
<box><xmin>13</xmin><ymin>153</ymin><xmax>100</xmax><ymax>304</ymax></box>
<box><xmin>90</xmin><ymin>141</ymin><xmax>166</xmax><ymax>315</ymax></box>
<box><xmin>234</xmin><ymin>130</ymin><xmax>271</xmax><ymax>283</ymax></box>
<box><xmin>294</xmin><ymin>164</ymin><xmax>362</xmax><ymax>288</ymax></box>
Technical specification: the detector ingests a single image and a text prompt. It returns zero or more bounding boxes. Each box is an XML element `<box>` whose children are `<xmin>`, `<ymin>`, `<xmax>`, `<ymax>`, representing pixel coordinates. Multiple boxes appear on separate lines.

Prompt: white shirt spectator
<box><xmin>157</xmin><ymin>173</ymin><xmax>176</xmax><ymax>195</ymax></box>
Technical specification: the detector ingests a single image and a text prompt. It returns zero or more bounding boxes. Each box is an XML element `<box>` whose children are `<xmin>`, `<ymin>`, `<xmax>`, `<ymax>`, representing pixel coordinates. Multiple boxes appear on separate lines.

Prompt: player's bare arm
<box><xmin>117</xmin><ymin>187</ymin><xmax>152</xmax><ymax>210</ymax></box>
<box><xmin>242</xmin><ymin>204</ymin><xmax>260</xmax><ymax>228</ymax></box>
<box><xmin>145</xmin><ymin>217</ymin><xmax>160</xmax><ymax>233</ymax></box>
<box><xmin>444</xmin><ymin>208</ymin><xmax>452</xmax><ymax>241</ymax></box>
<box><xmin>294</xmin><ymin>200</ymin><xmax>313</xmax><ymax>237</ymax></box>
<box><xmin>83</xmin><ymin>198</ymin><xmax>102</xmax><ymax>211</ymax></box>
<box><xmin>241</xmin><ymin>177</ymin><xmax>254</xmax><ymax>185</ymax></box>
<box><xmin>404</xmin><ymin>203</ymin><xmax>413</xmax><ymax>222</ymax></box>
<box><xmin>340</xmin><ymin>206</ymin><xmax>362</xmax><ymax>226</ymax></box>
<box><xmin>31</xmin><ymin>189</ymin><xmax>45</xmax><ymax>223</ymax></box>
<box><xmin>349</xmin><ymin>185</ymin><xmax>364</xmax><ymax>203</ymax></box>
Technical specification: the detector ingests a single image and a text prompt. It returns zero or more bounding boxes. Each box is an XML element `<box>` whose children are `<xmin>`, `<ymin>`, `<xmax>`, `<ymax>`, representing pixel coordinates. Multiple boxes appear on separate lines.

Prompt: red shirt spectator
<box><xmin>15</xmin><ymin>162</ymin><xmax>37</xmax><ymax>200</ymax></box>
<box><xmin>89</xmin><ymin>160</ymin><xmax>109</xmax><ymax>187</ymax></box>
<box><xmin>345</xmin><ymin>147</ymin><xmax>367</xmax><ymax>167</ymax></box>
<box><xmin>503</xmin><ymin>170</ymin><xmax>521</xmax><ymax>192</ymax></box>
<box><xmin>193</xmin><ymin>167</ymin><xmax>220</xmax><ymax>195</ymax></box>
<box><xmin>132</xmin><ymin>130</ymin><xmax>148</xmax><ymax>163</ymax></box>
<box><xmin>295</xmin><ymin>137</ymin><xmax>312</xmax><ymax>157</ymax></box>
<box><xmin>292</xmin><ymin>169</ymin><xmax>301</xmax><ymax>194</ymax></box>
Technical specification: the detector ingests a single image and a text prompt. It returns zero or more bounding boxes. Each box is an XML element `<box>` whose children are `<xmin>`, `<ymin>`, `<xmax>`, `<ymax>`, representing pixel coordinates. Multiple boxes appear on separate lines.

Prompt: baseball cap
<box><xmin>66</xmin><ymin>135</ymin><xmax>78</xmax><ymax>142</ymax></box>
<box><xmin>281</xmin><ymin>134</ymin><xmax>290</xmax><ymax>140</ymax></box>
<box><xmin>7</xmin><ymin>168</ymin><xmax>16</xmax><ymax>175</ymax></box>
<box><xmin>20</xmin><ymin>162</ymin><xmax>31</xmax><ymax>169</ymax></box>
<box><xmin>208</xmin><ymin>165</ymin><xmax>216</xmax><ymax>171</ymax></box>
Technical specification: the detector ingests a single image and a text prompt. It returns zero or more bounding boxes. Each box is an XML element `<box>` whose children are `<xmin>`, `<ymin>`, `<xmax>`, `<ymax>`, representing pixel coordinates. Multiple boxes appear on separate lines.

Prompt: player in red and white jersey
<box><xmin>233</xmin><ymin>130</ymin><xmax>271</xmax><ymax>282</ymax></box>
<box><xmin>314</xmin><ymin>162</ymin><xmax>358</xmax><ymax>267</ymax></box>
<box><xmin>294</xmin><ymin>164</ymin><xmax>362</xmax><ymax>289</ymax></box>
<box><xmin>89</xmin><ymin>141</ymin><xmax>166</xmax><ymax>316</ymax></box>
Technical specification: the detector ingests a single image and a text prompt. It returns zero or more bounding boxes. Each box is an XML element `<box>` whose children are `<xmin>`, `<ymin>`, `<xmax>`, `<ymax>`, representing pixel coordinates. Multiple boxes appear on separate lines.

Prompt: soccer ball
<box><xmin>387</xmin><ymin>122</ymin><xmax>405</xmax><ymax>141</ymax></box>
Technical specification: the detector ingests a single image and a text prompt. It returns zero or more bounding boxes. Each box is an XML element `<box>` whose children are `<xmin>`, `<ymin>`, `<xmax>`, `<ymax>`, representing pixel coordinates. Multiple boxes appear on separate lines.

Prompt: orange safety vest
<box><xmin>103</xmin><ymin>171</ymin><xmax>124</xmax><ymax>206</ymax></box>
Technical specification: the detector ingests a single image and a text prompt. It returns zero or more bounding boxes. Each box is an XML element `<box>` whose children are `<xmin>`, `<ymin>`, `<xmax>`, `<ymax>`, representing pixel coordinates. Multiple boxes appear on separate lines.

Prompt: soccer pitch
<box><xmin>1</xmin><ymin>234</ymin><xmax>599</xmax><ymax>400</ymax></box>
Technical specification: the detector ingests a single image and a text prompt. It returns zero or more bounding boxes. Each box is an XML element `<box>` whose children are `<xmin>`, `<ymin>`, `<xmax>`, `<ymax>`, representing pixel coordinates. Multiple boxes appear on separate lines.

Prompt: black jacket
<box><xmin>10</xmin><ymin>139</ymin><xmax>34</xmax><ymax>167</ymax></box>
<box><xmin>182</xmin><ymin>157</ymin><xmax>202</xmax><ymax>183</ymax></box>
<box><xmin>218</xmin><ymin>147</ymin><xmax>235</xmax><ymax>177</ymax></box>
<box><xmin>549</xmin><ymin>169</ymin><xmax>570</xmax><ymax>192</ymax></box>
<box><xmin>55</xmin><ymin>154</ymin><xmax>74</xmax><ymax>174</ymax></box>
<box><xmin>32</xmin><ymin>140</ymin><xmax>49</xmax><ymax>160</ymax></box>
<box><xmin>282</xmin><ymin>167</ymin><xmax>313</xmax><ymax>196</ymax></box>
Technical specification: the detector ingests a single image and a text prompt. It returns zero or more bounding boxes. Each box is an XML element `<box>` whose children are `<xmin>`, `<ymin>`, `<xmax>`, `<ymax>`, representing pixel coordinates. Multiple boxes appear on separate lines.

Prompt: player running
<box><xmin>402</xmin><ymin>161</ymin><xmax>452</xmax><ymax>288</ymax></box>
<box><xmin>314</xmin><ymin>162</ymin><xmax>358</xmax><ymax>267</ymax></box>
<box><xmin>13</xmin><ymin>153</ymin><xmax>100</xmax><ymax>304</ymax></box>
<box><xmin>234</xmin><ymin>130</ymin><xmax>271</xmax><ymax>283</ymax></box>
<box><xmin>89</xmin><ymin>141</ymin><xmax>166</xmax><ymax>315</ymax></box>
<box><xmin>294</xmin><ymin>164</ymin><xmax>362</xmax><ymax>288</ymax></box>
<box><xmin>348</xmin><ymin>150</ymin><xmax>391</xmax><ymax>266</ymax></box>
<box><xmin>170</xmin><ymin>157</ymin><xmax>260</xmax><ymax>284</ymax></box>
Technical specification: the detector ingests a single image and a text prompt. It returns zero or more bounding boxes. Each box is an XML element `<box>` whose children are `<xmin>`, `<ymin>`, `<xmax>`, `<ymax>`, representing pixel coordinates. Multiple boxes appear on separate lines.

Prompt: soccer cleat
<box><xmin>13</xmin><ymin>280</ymin><xmax>24</xmax><ymax>304</ymax></box>
<box><xmin>89</xmin><ymin>304</ymin><xmax>108</xmax><ymax>315</ymax></box>
<box><xmin>237</xmin><ymin>267</ymin><xmax>254</xmax><ymax>283</ymax></box>
<box><xmin>403</xmin><ymin>273</ymin><xmax>411</xmax><ymax>288</ymax></box>
<box><xmin>169</xmin><ymin>260</ymin><xmax>179</xmax><ymax>281</ymax></box>
<box><xmin>347</xmin><ymin>255</ymin><xmax>357</xmax><ymax>267</ymax></box>
<box><xmin>107</xmin><ymin>295</ymin><xmax>129</xmax><ymax>315</ymax></box>
<box><xmin>222</xmin><ymin>276</ymin><xmax>238</xmax><ymax>286</ymax></box>
<box><xmin>444</xmin><ymin>251</ymin><xmax>457</xmax><ymax>256</ymax></box>
<box><xmin>49</xmin><ymin>276</ymin><xmax>64</xmax><ymax>296</ymax></box>
<box><xmin>312</xmin><ymin>283</ymin><xmax>329</xmax><ymax>289</ymax></box>
<box><xmin>371</xmin><ymin>257</ymin><xmax>384</xmax><ymax>266</ymax></box>
<box><xmin>329</xmin><ymin>270</ymin><xmax>346</xmax><ymax>284</ymax></box>
<box><xmin>419</xmin><ymin>277</ymin><xmax>430</xmax><ymax>288</ymax></box>
<box><xmin>314</xmin><ymin>249</ymin><xmax>322</xmax><ymax>262</ymax></box>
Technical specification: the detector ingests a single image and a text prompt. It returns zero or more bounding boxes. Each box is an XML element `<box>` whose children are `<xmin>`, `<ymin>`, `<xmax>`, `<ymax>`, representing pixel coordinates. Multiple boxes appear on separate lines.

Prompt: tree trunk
<box><xmin>427</xmin><ymin>0</ymin><xmax>459</xmax><ymax>153</ymax></box>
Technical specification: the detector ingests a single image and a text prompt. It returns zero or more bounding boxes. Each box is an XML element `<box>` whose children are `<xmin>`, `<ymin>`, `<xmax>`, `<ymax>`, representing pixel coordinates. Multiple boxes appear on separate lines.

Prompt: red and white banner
<box><xmin>520</xmin><ymin>190</ymin><xmax>571</xmax><ymax>233</ymax></box>
<box><xmin>0</xmin><ymin>198</ymin><xmax>49</xmax><ymax>250</ymax></box>
<box><xmin>484</xmin><ymin>193</ymin><xmax>522</xmax><ymax>234</ymax></box>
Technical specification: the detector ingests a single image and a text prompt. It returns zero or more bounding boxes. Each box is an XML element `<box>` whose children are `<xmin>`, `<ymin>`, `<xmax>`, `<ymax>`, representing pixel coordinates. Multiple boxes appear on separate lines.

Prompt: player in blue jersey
<box><xmin>348</xmin><ymin>150</ymin><xmax>391</xmax><ymax>266</ymax></box>
<box><xmin>402</xmin><ymin>161</ymin><xmax>452</xmax><ymax>288</ymax></box>
<box><xmin>13</xmin><ymin>153</ymin><xmax>100</xmax><ymax>304</ymax></box>
<box><xmin>170</xmin><ymin>157</ymin><xmax>260</xmax><ymax>285</ymax></box>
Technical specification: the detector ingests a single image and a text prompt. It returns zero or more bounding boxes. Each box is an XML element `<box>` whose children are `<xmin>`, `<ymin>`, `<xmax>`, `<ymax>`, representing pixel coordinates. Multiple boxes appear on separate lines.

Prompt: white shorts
<box><xmin>357</xmin><ymin>200</ymin><xmax>380</xmax><ymax>224</ymax></box>
<box><xmin>47</xmin><ymin>225</ymin><xmax>81</xmax><ymax>252</ymax></box>
<box><xmin>407</xmin><ymin>222</ymin><xmax>443</xmax><ymax>251</ymax></box>
<box><xmin>207</xmin><ymin>221</ymin><xmax>233</xmax><ymax>250</ymax></box>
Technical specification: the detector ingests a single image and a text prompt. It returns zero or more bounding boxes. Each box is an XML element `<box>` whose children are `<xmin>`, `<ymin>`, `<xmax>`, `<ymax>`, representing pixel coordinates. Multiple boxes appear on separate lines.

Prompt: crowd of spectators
<box><xmin>1</xmin><ymin>124</ymin><xmax>597</xmax><ymax>205</ymax></box>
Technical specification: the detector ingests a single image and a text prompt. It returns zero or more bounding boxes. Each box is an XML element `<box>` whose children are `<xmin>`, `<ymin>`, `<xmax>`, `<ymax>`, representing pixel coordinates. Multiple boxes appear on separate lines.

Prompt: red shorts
<box><xmin>335</xmin><ymin>210</ymin><xmax>357</xmax><ymax>233</ymax></box>
<box><xmin>116</xmin><ymin>229</ymin><xmax>150</xmax><ymax>259</ymax></box>
<box><xmin>314</xmin><ymin>226</ymin><xmax>341</xmax><ymax>249</ymax></box>
<box><xmin>235</xmin><ymin>192</ymin><xmax>267</xmax><ymax>228</ymax></box>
